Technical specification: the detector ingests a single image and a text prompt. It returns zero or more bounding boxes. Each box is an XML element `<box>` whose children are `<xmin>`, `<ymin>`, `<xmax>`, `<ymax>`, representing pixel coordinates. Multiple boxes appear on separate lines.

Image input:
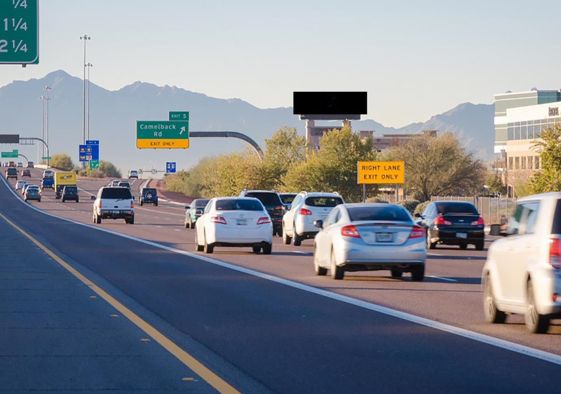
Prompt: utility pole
<box><xmin>86</xmin><ymin>62</ymin><xmax>93</xmax><ymax>140</ymax></box>
<box><xmin>79</xmin><ymin>35</ymin><xmax>90</xmax><ymax>145</ymax></box>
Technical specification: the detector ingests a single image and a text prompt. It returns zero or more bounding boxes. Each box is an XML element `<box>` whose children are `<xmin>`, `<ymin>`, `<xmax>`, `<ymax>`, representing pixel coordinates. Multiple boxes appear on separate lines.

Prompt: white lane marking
<box><xmin>427</xmin><ymin>253</ymin><xmax>444</xmax><ymax>256</ymax></box>
<box><xmin>155</xmin><ymin>225</ymin><xmax>162</xmax><ymax>228</ymax></box>
<box><xmin>293</xmin><ymin>251</ymin><xmax>312</xmax><ymax>255</ymax></box>
<box><xmin>427</xmin><ymin>275</ymin><xmax>458</xmax><ymax>282</ymax></box>
<box><xmin>3</xmin><ymin>176</ymin><xmax>561</xmax><ymax>366</ymax></box>
<box><xmin>174</xmin><ymin>229</ymin><xmax>182</xmax><ymax>232</ymax></box>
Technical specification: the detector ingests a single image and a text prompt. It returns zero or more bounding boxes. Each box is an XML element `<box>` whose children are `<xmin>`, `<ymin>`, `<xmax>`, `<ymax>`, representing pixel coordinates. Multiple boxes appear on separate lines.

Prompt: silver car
<box><xmin>313</xmin><ymin>203</ymin><xmax>427</xmax><ymax>280</ymax></box>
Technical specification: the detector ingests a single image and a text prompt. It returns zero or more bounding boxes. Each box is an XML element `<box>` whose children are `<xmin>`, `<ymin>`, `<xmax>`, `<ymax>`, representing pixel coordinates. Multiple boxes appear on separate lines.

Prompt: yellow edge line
<box><xmin>0</xmin><ymin>212</ymin><xmax>240</xmax><ymax>394</ymax></box>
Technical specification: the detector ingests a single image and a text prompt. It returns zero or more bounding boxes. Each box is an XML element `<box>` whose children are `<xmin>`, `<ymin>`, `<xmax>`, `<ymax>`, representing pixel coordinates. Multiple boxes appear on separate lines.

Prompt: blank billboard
<box><xmin>0</xmin><ymin>134</ymin><xmax>19</xmax><ymax>144</ymax></box>
<box><xmin>293</xmin><ymin>92</ymin><xmax>367</xmax><ymax>115</ymax></box>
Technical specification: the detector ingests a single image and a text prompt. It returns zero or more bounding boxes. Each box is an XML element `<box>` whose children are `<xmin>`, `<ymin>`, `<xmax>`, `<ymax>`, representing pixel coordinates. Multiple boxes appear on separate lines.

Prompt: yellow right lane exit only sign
<box><xmin>357</xmin><ymin>161</ymin><xmax>405</xmax><ymax>184</ymax></box>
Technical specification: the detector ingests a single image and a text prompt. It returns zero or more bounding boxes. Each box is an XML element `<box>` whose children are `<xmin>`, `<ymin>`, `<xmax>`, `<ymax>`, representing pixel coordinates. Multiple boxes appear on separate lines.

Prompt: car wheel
<box><xmin>76</xmin><ymin>198</ymin><xmax>79</xmax><ymax>203</ymax></box>
<box><xmin>426</xmin><ymin>230</ymin><xmax>436</xmax><ymax>249</ymax></box>
<box><xmin>140</xmin><ymin>201</ymin><xmax>143</xmax><ymax>206</ymax></box>
<box><xmin>252</xmin><ymin>245</ymin><xmax>262</xmax><ymax>254</ymax></box>
<box><xmin>525</xmin><ymin>280</ymin><xmax>550</xmax><ymax>333</ymax></box>
<box><xmin>293</xmin><ymin>226</ymin><xmax>303</xmax><ymax>246</ymax></box>
<box><xmin>330</xmin><ymin>250</ymin><xmax>344</xmax><ymax>280</ymax></box>
<box><xmin>411</xmin><ymin>265</ymin><xmax>425</xmax><ymax>282</ymax></box>
<box><xmin>391</xmin><ymin>269</ymin><xmax>403</xmax><ymax>278</ymax></box>
<box><xmin>96</xmin><ymin>213</ymin><xmax>101</xmax><ymax>224</ymax></box>
<box><xmin>483</xmin><ymin>274</ymin><xmax>506</xmax><ymax>324</ymax></box>
<box><xmin>154</xmin><ymin>202</ymin><xmax>158</xmax><ymax>207</ymax></box>
<box><xmin>62</xmin><ymin>198</ymin><xmax>65</xmax><ymax>202</ymax></box>
<box><xmin>314</xmin><ymin>248</ymin><xmax>327</xmax><ymax>276</ymax></box>
<box><xmin>475</xmin><ymin>241</ymin><xmax>484</xmax><ymax>251</ymax></box>
<box><xmin>459</xmin><ymin>243</ymin><xmax>467</xmax><ymax>250</ymax></box>
<box><xmin>204</xmin><ymin>232</ymin><xmax>214</xmax><ymax>254</ymax></box>
<box><xmin>188</xmin><ymin>218</ymin><xmax>193</xmax><ymax>229</ymax></box>
<box><xmin>282</xmin><ymin>226</ymin><xmax>292</xmax><ymax>245</ymax></box>
<box><xmin>38</xmin><ymin>199</ymin><xmax>41</xmax><ymax>202</ymax></box>
<box><xmin>128</xmin><ymin>216</ymin><xmax>134</xmax><ymax>225</ymax></box>
<box><xmin>263</xmin><ymin>243</ymin><xmax>272</xmax><ymax>255</ymax></box>
<box><xmin>195</xmin><ymin>231</ymin><xmax>204</xmax><ymax>252</ymax></box>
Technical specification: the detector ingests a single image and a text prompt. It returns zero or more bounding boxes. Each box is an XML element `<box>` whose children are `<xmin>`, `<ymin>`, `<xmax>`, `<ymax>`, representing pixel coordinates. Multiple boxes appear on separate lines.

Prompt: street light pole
<box><xmin>86</xmin><ymin>62</ymin><xmax>93</xmax><ymax>140</ymax></box>
<box><xmin>44</xmin><ymin>86</ymin><xmax>51</xmax><ymax>167</ymax></box>
<box><xmin>79</xmin><ymin>35</ymin><xmax>90</xmax><ymax>145</ymax></box>
<box><xmin>39</xmin><ymin>95</ymin><xmax>45</xmax><ymax>161</ymax></box>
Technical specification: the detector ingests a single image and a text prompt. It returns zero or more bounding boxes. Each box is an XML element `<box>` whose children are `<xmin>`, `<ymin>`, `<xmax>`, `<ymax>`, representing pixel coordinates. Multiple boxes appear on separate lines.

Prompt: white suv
<box><xmin>482</xmin><ymin>192</ymin><xmax>561</xmax><ymax>333</ymax></box>
<box><xmin>128</xmin><ymin>170</ymin><xmax>138</xmax><ymax>179</ymax></box>
<box><xmin>282</xmin><ymin>192</ymin><xmax>344</xmax><ymax>246</ymax></box>
<box><xmin>92</xmin><ymin>186</ymin><xmax>135</xmax><ymax>224</ymax></box>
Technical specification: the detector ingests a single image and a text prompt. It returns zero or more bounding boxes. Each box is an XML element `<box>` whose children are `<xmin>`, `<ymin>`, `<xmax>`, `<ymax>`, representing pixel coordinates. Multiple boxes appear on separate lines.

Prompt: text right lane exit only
<box><xmin>357</xmin><ymin>161</ymin><xmax>405</xmax><ymax>184</ymax></box>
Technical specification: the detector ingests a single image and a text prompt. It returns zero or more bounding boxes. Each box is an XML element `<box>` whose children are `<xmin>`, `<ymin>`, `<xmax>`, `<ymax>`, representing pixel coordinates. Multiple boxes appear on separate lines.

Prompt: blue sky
<box><xmin>2</xmin><ymin>0</ymin><xmax>560</xmax><ymax>127</ymax></box>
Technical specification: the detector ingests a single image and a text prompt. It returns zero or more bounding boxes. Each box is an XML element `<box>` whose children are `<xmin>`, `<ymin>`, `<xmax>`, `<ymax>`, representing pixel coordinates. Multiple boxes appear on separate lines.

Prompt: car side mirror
<box><xmin>414</xmin><ymin>213</ymin><xmax>422</xmax><ymax>218</ymax></box>
<box><xmin>185</xmin><ymin>205</ymin><xmax>190</xmax><ymax>210</ymax></box>
<box><xmin>90</xmin><ymin>196</ymin><xmax>96</xmax><ymax>200</ymax></box>
<box><xmin>314</xmin><ymin>219</ymin><xmax>323</xmax><ymax>229</ymax></box>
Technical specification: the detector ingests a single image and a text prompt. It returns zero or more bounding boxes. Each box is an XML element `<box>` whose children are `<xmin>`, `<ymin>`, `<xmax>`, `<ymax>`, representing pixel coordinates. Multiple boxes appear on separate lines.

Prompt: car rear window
<box><xmin>348</xmin><ymin>206</ymin><xmax>412</xmax><ymax>222</ymax></box>
<box><xmin>101</xmin><ymin>188</ymin><xmax>132</xmax><ymax>199</ymax></box>
<box><xmin>435</xmin><ymin>202</ymin><xmax>478</xmax><ymax>215</ymax></box>
<box><xmin>195</xmin><ymin>199</ymin><xmax>210</xmax><ymax>207</ymax></box>
<box><xmin>143</xmin><ymin>188</ymin><xmax>157</xmax><ymax>194</ymax></box>
<box><xmin>245</xmin><ymin>192</ymin><xmax>282</xmax><ymax>206</ymax></box>
<box><xmin>7</xmin><ymin>168</ymin><xmax>16</xmax><ymax>174</ymax></box>
<box><xmin>216</xmin><ymin>199</ymin><xmax>264</xmax><ymax>211</ymax></box>
<box><xmin>280</xmin><ymin>194</ymin><xmax>296</xmax><ymax>204</ymax></box>
<box><xmin>65</xmin><ymin>187</ymin><xmax>77</xmax><ymax>195</ymax></box>
<box><xmin>305</xmin><ymin>197</ymin><xmax>344</xmax><ymax>207</ymax></box>
<box><xmin>552</xmin><ymin>200</ymin><xmax>561</xmax><ymax>234</ymax></box>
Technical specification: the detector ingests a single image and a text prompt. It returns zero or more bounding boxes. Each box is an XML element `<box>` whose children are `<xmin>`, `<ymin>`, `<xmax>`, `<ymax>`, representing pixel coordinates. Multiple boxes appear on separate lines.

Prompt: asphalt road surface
<box><xmin>1</xmin><ymin>169</ymin><xmax>560</xmax><ymax>393</ymax></box>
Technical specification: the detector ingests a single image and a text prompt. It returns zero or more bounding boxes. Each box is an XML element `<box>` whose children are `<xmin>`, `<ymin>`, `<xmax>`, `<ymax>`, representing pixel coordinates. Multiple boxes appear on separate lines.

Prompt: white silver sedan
<box><xmin>313</xmin><ymin>203</ymin><xmax>427</xmax><ymax>280</ymax></box>
<box><xmin>15</xmin><ymin>180</ymin><xmax>27</xmax><ymax>190</ymax></box>
<box><xmin>195</xmin><ymin>197</ymin><xmax>273</xmax><ymax>254</ymax></box>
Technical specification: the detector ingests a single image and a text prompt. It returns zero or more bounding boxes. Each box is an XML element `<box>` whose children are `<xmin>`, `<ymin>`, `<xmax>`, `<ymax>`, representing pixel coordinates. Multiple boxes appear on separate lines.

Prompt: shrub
<box><xmin>365</xmin><ymin>196</ymin><xmax>389</xmax><ymax>203</ymax></box>
<box><xmin>414</xmin><ymin>201</ymin><xmax>430</xmax><ymax>215</ymax></box>
<box><xmin>398</xmin><ymin>199</ymin><xmax>420</xmax><ymax>214</ymax></box>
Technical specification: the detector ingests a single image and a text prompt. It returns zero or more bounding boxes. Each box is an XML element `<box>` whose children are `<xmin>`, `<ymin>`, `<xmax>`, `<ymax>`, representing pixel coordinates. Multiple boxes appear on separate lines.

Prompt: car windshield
<box><xmin>436</xmin><ymin>203</ymin><xmax>478</xmax><ymax>215</ymax></box>
<box><xmin>305</xmin><ymin>197</ymin><xmax>344</xmax><ymax>207</ymax></box>
<box><xmin>245</xmin><ymin>192</ymin><xmax>282</xmax><ymax>206</ymax></box>
<box><xmin>215</xmin><ymin>199</ymin><xmax>264</xmax><ymax>211</ymax></box>
<box><xmin>101</xmin><ymin>188</ymin><xmax>132</xmax><ymax>199</ymax></box>
<box><xmin>195</xmin><ymin>199</ymin><xmax>210</xmax><ymax>207</ymax></box>
<box><xmin>348</xmin><ymin>206</ymin><xmax>412</xmax><ymax>222</ymax></box>
<box><xmin>280</xmin><ymin>194</ymin><xmax>296</xmax><ymax>204</ymax></box>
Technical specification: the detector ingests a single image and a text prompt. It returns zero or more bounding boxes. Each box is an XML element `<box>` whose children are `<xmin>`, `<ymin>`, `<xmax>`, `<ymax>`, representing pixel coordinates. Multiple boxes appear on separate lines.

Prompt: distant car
<box><xmin>313</xmin><ymin>203</ymin><xmax>426</xmax><ymax>281</ymax></box>
<box><xmin>6</xmin><ymin>167</ymin><xmax>17</xmax><ymax>179</ymax></box>
<box><xmin>117</xmin><ymin>181</ymin><xmax>131</xmax><ymax>189</ymax></box>
<box><xmin>109</xmin><ymin>179</ymin><xmax>121</xmax><ymax>187</ymax></box>
<box><xmin>41</xmin><ymin>177</ymin><xmax>54</xmax><ymax>190</ymax></box>
<box><xmin>185</xmin><ymin>198</ymin><xmax>210</xmax><ymax>229</ymax></box>
<box><xmin>24</xmin><ymin>186</ymin><xmax>41</xmax><ymax>202</ymax></box>
<box><xmin>195</xmin><ymin>197</ymin><xmax>273</xmax><ymax>254</ymax></box>
<box><xmin>279</xmin><ymin>193</ymin><xmax>297</xmax><ymax>210</ymax></box>
<box><xmin>9</xmin><ymin>161</ymin><xmax>15</xmax><ymax>167</ymax></box>
<box><xmin>92</xmin><ymin>186</ymin><xmax>135</xmax><ymax>224</ymax></box>
<box><xmin>15</xmin><ymin>180</ymin><xmax>26</xmax><ymax>190</ymax></box>
<box><xmin>3</xmin><ymin>162</ymin><xmax>7</xmax><ymax>167</ymax></box>
<box><xmin>282</xmin><ymin>192</ymin><xmax>345</xmax><ymax>246</ymax></box>
<box><xmin>17</xmin><ymin>162</ymin><xmax>23</xmax><ymax>167</ymax></box>
<box><xmin>22</xmin><ymin>184</ymin><xmax>37</xmax><ymax>195</ymax></box>
<box><xmin>128</xmin><ymin>170</ymin><xmax>139</xmax><ymax>179</ymax></box>
<box><xmin>238</xmin><ymin>190</ymin><xmax>285</xmax><ymax>236</ymax></box>
<box><xmin>61</xmin><ymin>185</ymin><xmax>79</xmax><ymax>203</ymax></box>
<box><xmin>27</xmin><ymin>161</ymin><xmax>34</xmax><ymax>168</ymax></box>
<box><xmin>43</xmin><ymin>169</ymin><xmax>54</xmax><ymax>178</ymax></box>
<box><xmin>21</xmin><ymin>169</ymin><xmax>31</xmax><ymax>177</ymax></box>
<box><xmin>415</xmin><ymin>201</ymin><xmax>485</xmax><ymax>250</ymax></box>
<box><xmin>483</xmin><ymin>192</ymin><xmax>561</xmax><ymax>334</ymax></box>
<box><xmin>139</xmin><ymin>187</ymin><xmax>158</xmax><ymax>206</ymax></box>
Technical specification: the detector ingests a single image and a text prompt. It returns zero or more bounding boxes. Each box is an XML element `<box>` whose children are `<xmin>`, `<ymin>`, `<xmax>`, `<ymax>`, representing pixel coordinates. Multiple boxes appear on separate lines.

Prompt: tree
<box><xmin>383</xmin><ymin>132</ymin><xmax>485</xmax><ymax>201</ymax></box>
<box><xmin>283</xmin><ymin>127</ymin><xmax>378</xmax><ymax>202</ymax></box>
<box><xmin>528</xmin><ymin>125</ymin><xmax>561</xmax><ymax>194</ymax></box>
<box><xmin>484</xmin><ymin>171</ymin><xmax>506</xmax><ymax>195</ymax></box>
<box><xmin>262</xmin><ymin>127</ymin><xmax>306</xmax><ymax>188</ymax></box>
<box><xmin>98</xmin><ymin>160</ymin><xmax>121</xmax><ymax>178</ymax></box>
<box><xmin>49</xmin><ymin>153</ymin><xmax>74</xmax><ymax>171</ymax></box>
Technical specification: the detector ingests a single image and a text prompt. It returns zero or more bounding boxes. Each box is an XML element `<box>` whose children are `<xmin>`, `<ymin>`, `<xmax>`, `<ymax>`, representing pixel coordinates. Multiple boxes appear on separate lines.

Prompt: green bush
<box><xmin>365</xmin><ymin>196</ymin><xmax>389</xmax><ymax>203</ymax></box>
<box><xmin>414</xmin><ymin>201</ymin><xmax>430</xmax><ymax>215</ymax></box>
<box><xmin>398</xmin><ymin>199</ymin><xmax>420</xmax><ymax>214</ymax></box>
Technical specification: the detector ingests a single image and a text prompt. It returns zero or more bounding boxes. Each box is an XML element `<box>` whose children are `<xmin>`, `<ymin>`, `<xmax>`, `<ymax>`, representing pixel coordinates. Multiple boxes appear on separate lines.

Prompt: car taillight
<box><xmin>211</xmin><ymin>216</ymin><xmax>227</xmax><ymax>225</ymax></box>
<box><xmin>550</xmin><ymin>238</ymin><xmax>561</xmax><ymax>269</ymax></box>
<box><xmin>409</xmin><ymin>225</ymin><xmax>425</xmax><ymax>239</ymax></box>
<box><xmin>299</xmin><ymin>208</ymin><xmax>312</xmax><ymax>216</ymax></box>
<box><xmin>341</xmin><ymin>225</ymin><xmax>360</xmax><ymax>238</ymax></box>
<box><xmin>434</xmin><ymin>216</ymin><xmax>452</xmax><ymax>226</ymax></box>
<box><xmin>257</xmin><ymin>217</ymin><xmax>271</xmax><ymax>225</ymax></box>
<box><xmin>130</xmin><ymin>201</ymin><xmax>134</xmax><ymax>208</ymax></box>
<box><xmin>471</xmin><ymin>217</ymin><xmax>485</xmax><ymax>226</ymax></box>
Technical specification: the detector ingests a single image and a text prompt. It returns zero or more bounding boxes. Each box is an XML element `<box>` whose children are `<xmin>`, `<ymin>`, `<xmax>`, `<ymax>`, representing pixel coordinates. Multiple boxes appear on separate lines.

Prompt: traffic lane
<box><xmin>2</xmin><ymin>184</ymin><xmax>560</xmax><ymax>393</ymax></box>
<box><xmin>9</xmin><ymin>176</ymin><xmax>561</xmax><ymax>354</ymax></box>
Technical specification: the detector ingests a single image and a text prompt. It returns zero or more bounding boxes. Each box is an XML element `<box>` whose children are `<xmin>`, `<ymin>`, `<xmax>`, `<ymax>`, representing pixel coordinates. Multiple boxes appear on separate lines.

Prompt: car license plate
<box><xmin>111</xmin><ymin>210</ymin><xmax>120</xmax><ymax>214</ymax></box>
<box><xmin>376</xmin><ymin>232</ymin><xmax>393</xmax><ymax>242</ymax></box>
<box><xmin>457</xmin><ymin>232</ymin><xmax>467</xmax><ymax>239</ymax></box>
<box><xmin>236</xmin><ymin>219</ymin><xmax>247</xmax><ymax>226</ymax></box>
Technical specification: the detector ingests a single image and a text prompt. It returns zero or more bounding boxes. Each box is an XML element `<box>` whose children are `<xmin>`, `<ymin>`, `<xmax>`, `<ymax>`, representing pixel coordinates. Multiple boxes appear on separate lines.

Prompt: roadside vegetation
<box><xmin>528</xmin><ymin>125</ymin><xmax>561</xmax><ymax>194</ymax></box>
<box><xmin>49</xmin><ymin>153</ymin><xmax>74</xmax><ymax>171</ymax></box>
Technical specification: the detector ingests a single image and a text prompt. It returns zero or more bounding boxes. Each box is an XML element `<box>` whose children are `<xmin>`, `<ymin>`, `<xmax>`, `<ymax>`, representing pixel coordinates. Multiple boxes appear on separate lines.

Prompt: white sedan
<box><xmin>195</xmin><ymin>197</ymin><xmax>273</xmax><ymax>254</ymax></box>
<box><xmin>15</xmin><ymin>180</ymin><xmax>27</xmax><ymax>190</ymax></box>
<box><xmin>314</xmin><ymin>203</ymin><xmax>427</xmax><ymax>280</ymax></box>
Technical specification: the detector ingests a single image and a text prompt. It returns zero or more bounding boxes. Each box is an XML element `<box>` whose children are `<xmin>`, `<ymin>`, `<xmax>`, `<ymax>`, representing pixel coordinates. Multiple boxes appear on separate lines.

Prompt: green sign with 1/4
<box><xmin>0</xmin><ymin>0</ymin><xmax>39</xmax><ymax>64</ymax></box>
<box><xmin>169</xmin><ymin>111</ymin><xmax>189</xmax><ymax>121</ymax></box>
<box><xmin>136</xmin><ymin>121</ymin><xmax>189</xmax><ymax>139</ymax></box>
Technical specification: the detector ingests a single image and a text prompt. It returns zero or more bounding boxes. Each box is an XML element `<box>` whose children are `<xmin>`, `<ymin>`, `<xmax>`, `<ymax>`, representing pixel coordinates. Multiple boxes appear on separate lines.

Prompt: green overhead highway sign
<box><xmin>41</xmin><ymin>156</ymin><xmax>51</xmax><ymax>160</ymax></box>
<box><xmin>2</xmin><ymin>150</ymin><xmax>18</xmax><ymax>158</ymax></box>
<box><xmin>89</xmin><ymin>159</ymin><xmax>99</xmax><ymax>169</ymax></box>
<box><xmin>169</xmin><ymin>111</ymin><xmax>189</xmax><ymax>121</ymax></box>
<box><xmin>0</xmin><ymin>0</ymin><xmax>39</xmax><ymax>64</ymax></box>
<box><xmin>136</xmin><ymin>120</ymin><xmax>189</xmax><ymax>149</ymax></box>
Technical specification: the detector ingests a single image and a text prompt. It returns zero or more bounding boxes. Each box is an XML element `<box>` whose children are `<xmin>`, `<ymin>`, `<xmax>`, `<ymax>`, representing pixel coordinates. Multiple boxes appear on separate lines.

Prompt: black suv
<box><xmin>62</xmin><ymin>186</ymin><xmax>79</xmax><ymax>203</ymax></box>
<box><xmin>239</xmin><ymin>190</ymin><xmax>284</xmax><ymax>236</ymax></box>
<box><xmin>140</xmin><ymin>188</ymin><xmax>158</xmax><ymax>206</ymax></box>
<box><xmin>6</xmin><ymin>167</ymin><xmax>17</xmax><ymax>179</ymax></box>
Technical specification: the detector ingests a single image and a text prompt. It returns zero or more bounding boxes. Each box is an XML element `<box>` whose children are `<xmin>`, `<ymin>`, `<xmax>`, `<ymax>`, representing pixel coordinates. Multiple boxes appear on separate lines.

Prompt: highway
<box><xmin>1</xmin><ymin>169</ymin><xmax>560</xmax><ymax>393</ymax></box>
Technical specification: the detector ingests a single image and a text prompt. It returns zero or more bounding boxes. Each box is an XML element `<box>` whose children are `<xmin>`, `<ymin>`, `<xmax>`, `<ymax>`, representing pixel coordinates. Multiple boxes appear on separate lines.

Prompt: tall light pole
<box><xmin>80</xmin><ymin>34</ymin><xmax>90</xmax><ymax>145</ymax></box>
<box><xmin>44</xmin><ymin>86</ymin><xmax>51</xmax><ymax>166</ymax></box>
<box><xmin>86</xmin><ymin>62</ymin><xmax>93</xmax><ymax>140</ymax></box>
<box><xmin>39</xmin><ymin>95</ymin><xmax>46</xmax><ymax>161</ymax></box>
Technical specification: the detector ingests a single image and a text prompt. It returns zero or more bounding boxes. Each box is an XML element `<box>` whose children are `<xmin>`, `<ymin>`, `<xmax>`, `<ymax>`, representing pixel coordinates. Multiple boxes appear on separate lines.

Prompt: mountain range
<box><xmin>0</xmin><ymin>70</ymin><xmax>495</xmax><ymax>174</ymax></box>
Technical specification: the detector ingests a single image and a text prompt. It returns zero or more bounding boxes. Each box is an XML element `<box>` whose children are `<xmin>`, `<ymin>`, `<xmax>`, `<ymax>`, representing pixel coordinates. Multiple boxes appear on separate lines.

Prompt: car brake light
<box><xmin>550</xmin><ymin>238</ymin><xmax>561</xmax><ymax>269</ymax></box>
<box><xmin>211</xmin><ymin>216</ymin><xmax>227</xmax><ymax>225</ymax></box>
<box><xmin>257</xmin><ymin>217</ymin><xmax>271</xmax><ymax>225</ymax></box>
<box><xmin>409</xmin><ymin>225</ymin><xmax>425</xmax><ymax>239</ymax></box>
<box><xmin>341</xmin><ymin>225</ymin><xmax>360</xmax><ymax>238</ymax></box>
<box><xmin>434</xmin><ymin>216</ymin><xmax>452</xmax><ymax>226</ymax></box>
<box><xmin>471</xmin><ymin>217</ymin><xmax>485</xmax><ymax>226</ymax></box>
<box><xmin>299</xmin><ymin>208</ymin><xmax>312</xmax><ymax>216</ymax></box>
<box><xmin>130</xmin><ymin>201</ymin><xmax>134</xmax><ymax>208</ymax></box>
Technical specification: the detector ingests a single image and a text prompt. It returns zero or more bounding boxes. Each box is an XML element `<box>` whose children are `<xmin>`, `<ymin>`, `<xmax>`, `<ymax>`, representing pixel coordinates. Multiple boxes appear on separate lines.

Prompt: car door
<box><xmin>284</xmin><ymin>195</ymin><xmax>301</xmax><ymax>235</ymax></box>
<box><xmin>197</xmin><ymin>199</ymin><xmax>213</xmax><ymax>243</ymax></box>
<box><xmin>315</xmin><ymin>208</ymin><xmax>340</xmax><ymax>267</ymax></box>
